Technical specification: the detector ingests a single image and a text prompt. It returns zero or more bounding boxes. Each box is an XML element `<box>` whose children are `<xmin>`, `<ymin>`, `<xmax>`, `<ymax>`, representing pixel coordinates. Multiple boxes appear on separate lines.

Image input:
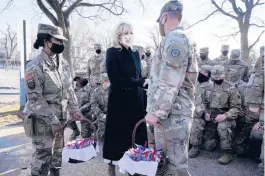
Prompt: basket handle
<box><xmin>132</xmin><ymin>119</ymin><xmax>168</xmax><ymax>155</ymax></box>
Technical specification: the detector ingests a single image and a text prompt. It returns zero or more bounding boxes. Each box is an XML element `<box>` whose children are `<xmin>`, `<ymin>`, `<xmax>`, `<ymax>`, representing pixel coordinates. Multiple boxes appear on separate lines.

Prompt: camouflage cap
<box><xmin>200</xmin><ymin>47</ymin><xmax>209</xmax><ymax>54</ymax></box>
<box><xmin>101</xmin><ymin>73</ymin><xmax>109</xmax><ymax>82</ymax></box>
<box><xmin>199</xmin><ymin>65</ymin><xmax>212</xmax><ymax>74</ymax></box>
<box><xmin>94</xmin><ymin>43</ymin><xmax>101</xmax><ymax>50</ymax></box>
<box><xmin>38</xmin><ymin>23</ymin><xmax>67</xmax><ymax>41</ymax></box>
<box><xmin>211</xmin><ymin>65</ymin><xmax>225</xmax><ymax>79</ymax></box>
<box><xmin>230</xmin><ymin>49</ymin><xmax>240</xmax><ymax>58</ymax></box>
<box><xmin>221</xmin><ymin>44</ymin><xmax>229</xmax><ymax>51</ymax></box>
<box><xmin>192</xmin><ymin>42</ymin><xmax>197</xmax><ymax>48</ymax></box>
<box><xmin>157</xmin><ymin>0</ymin><xmax>183</xmax><ymax>22</ymax></box>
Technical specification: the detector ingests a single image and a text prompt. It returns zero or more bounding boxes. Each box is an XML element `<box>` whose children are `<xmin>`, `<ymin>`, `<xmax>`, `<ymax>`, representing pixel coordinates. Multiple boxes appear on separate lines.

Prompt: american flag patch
<box><xmin>25</xmin><ymin>72</ymin><xmax>34</xmax><ymax>80</ymax></box>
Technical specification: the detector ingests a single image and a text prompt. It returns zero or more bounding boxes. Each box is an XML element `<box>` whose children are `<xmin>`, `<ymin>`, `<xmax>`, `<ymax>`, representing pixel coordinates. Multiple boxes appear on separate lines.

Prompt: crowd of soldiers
<box><xmin>70</xmin><ymin>42</ymin><xmax>264</xmax><ymax>169</ymax></box>
<box><xmin>189</xmin><ymin>45</ymin><xmax>264</xmax><ymax>168</ymax></box>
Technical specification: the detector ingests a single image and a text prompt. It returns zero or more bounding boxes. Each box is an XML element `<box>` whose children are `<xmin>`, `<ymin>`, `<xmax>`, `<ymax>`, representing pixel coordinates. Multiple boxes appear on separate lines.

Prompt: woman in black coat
<box><xmin>103</xmin><ymin>22</ymin><xmax>148</xmax><ymax>176</ymax></box>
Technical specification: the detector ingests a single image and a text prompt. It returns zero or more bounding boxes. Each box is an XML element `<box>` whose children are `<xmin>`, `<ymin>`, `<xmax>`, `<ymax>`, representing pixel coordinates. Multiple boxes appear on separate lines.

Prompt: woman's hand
<box><xmin>143</xmin><ymin>79</ymin><xmax>149</xmax><ymax>88</ymax></box>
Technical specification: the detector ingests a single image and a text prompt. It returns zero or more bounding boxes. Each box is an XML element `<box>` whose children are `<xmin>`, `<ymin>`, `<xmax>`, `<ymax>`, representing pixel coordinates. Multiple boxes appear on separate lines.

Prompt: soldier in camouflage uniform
<box><xmin>246</xmin><ymin>53</ymin><xmax>264</xmax><ymax>170</ymax></box>
<box><xmin>23</xmin><ymin>24</ymin><xmax>83</xmax><ymax>176</ymax></box>
<box><xmin>225</xmin><ymin>67</ymin><xmax>249</xmax><ymax>156</ymax></box>
<box><xmin>90</xmin><ymin>73</ymin><xmax>110</xmax><ymax>142</ymax></box>
<box><xmin>254</xmin><ymin>46</ymin><xmax>264</xmax><ymax>69</ymax></box>
<box><xmin>189</xmin><ymin>65</ymin><xmax>212</xmax><ymax>158</ymax></box>
<box><xmin>145</xmin><ymin>1</ymin><xmax>198</xmax><ymax>175</ymax></box>
<box><xmin>189</xmin><ymin>65</ymin><xmax>241</xmax><ymax>165</ymax></box>
<box><xmin>88</xmin><ymin>43</ymin><xmax>104</xmax><ymax>89</ymax></box>
<box><xmin>224</xmin><ymin>49</ymin><xmax>249</xmax><ymax>82</ymax></box>
<box><xmin>198</xmin><ymin>47</ymin><xmax>214</xmax><ymax>68</ymax></box>
<box><xmin>213</xmin><ymin>45</ymin><xmax>230</xmax><ymax>66</ymax></box>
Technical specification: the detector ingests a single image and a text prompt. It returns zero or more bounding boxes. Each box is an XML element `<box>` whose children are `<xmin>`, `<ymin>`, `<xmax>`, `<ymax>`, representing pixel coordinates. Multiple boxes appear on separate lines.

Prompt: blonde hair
<box><xmin>111</xmin><ymin>22</ymin><xmax>134</xmax><ymax>50</ymax></box>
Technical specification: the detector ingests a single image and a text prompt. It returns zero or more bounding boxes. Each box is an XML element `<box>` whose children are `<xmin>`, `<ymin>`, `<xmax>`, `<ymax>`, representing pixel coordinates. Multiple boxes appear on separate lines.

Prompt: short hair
<box><xmin>111</xmin><ymin>22</ymin><xmax>133</xmax><ymax>50</ymax></box>
<box><xmin>167</xmin><ymin>11</ymin><xmax>182</xmax><ymax>22</ymax></box>
<box><xmin>73</xmin><ymin>76</ymin><xmax>81</xmax><ymax>82</ymax></box>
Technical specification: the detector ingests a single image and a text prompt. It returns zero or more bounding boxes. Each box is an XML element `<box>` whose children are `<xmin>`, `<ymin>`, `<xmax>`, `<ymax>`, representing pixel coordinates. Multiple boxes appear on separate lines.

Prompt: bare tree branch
<box><xmin>0</xmin><ymin>0</ymin><xmax>14</xmax><ymax>14</ymax></box>
<box><xmin>214</xmin><ymin>29</ymin><xmax>241</xmax><ymax>40</ymax></box>
<box><xmin>228</xmin><ymin>0</ymin><xmax>244</xmax><ymax>16</ymax></box>
<box><xmin>249</xmin><ymin>23</ymin><xmax>265</xmax><ymax>28</ymax></box>
<box><xmin>249</xmin><ymin>30</ymin><xmax>265</xmax><ymax>50</ymax></box>
<box><xmin>79</xmin><ymin>1</ymin><xmax>125</xmax><ymax>16</ymax></box>
<box><xmin>60</xmin><ymin>0</ymin><xmax>67</xmax><ymax>7</ymax></box>
<box><xmin>186</xmin><ymin>10</ymin><xmax>219</xmax><ymax>30</ymax></box>
<box><xmin>45</xmin><ymin>0</ymin><xmax>59</xmax><ymax>12</ymax></box>
<box><xmin>211</xmin><ymin>0</ymin><xmax>239</xmax><ymax>20</ymax></box>
<box><xmin>64</xmin><ymin>0</ymin><xmax>83</xmax><ymax>18</ymax></box>
<box><xmin>254</xmin><ymin>0</ymin><xmax>265</xmax><ymax>6</ymax></box>
<box><xmin>36</xmin><ymin>0</ymin><xmax>58</xmax><ymax>25</ymax></box>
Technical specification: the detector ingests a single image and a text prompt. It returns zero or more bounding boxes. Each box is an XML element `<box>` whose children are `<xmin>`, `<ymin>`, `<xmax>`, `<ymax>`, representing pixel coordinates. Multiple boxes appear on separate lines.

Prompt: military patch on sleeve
<box><xmin>25</xmin><ymin>72</ymin><xmax>34</xmax><ymax>80</ymax></box>
<box><xmin>171</xmin><ymin>49</ymin><xmax>180</xmax><ymax>57</ymax></box>
<box><xmin>27</xmin><ymin>78</ymin><xmax>35</xmax><ymax>90</ymax></box>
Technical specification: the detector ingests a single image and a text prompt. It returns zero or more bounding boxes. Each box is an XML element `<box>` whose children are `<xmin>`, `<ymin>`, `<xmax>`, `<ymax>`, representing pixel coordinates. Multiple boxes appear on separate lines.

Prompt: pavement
<box><xmin>0</xmin><ymin>121</ymin><xmax>263</xmax><ymax>176</ymax></box>
<box><xmin>0</xmin><ymin>69</ymin><xmax>20</xmax><ymax>103</ymax></box>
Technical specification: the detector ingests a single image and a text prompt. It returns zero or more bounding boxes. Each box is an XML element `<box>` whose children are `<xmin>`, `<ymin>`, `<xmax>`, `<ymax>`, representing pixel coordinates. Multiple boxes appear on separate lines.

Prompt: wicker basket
<box><xmin>132</xmin><ymin>119</ymin><xmax>169</xmax><ymax>176</ymax></box>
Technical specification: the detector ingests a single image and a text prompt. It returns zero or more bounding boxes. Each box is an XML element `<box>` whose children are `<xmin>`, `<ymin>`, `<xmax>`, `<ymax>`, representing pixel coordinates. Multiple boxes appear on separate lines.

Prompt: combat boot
<box><xmin>218</xmin><ymin>150</ymin><xmax>233</xmax><ymax>165</ymax></box>
<box><xmin>108</xmin><ymin>163</ymin><xmax>116</xmax><ymax>176</ymax></box>
<box><xmin>69</xmin><ymin>129</ymin><xmax>80</xmax><ymax>141</ymax></box>
<box><xmin>49</xmin><ymin>168</ymin><xmax>60</xmax><ymax>176</ymax></box>
<box><xmin>188</xmin><ymin>145</ymin><xmax>200</xmax><ymax>158</ymax></box>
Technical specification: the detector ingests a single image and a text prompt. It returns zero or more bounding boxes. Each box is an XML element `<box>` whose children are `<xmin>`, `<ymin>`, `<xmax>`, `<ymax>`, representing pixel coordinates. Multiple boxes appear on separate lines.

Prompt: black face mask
<box><xmin>145</xmin><ymin>53</ymin><xmax>151</xmax><ymax>57</ymax></box>
<box><xmin>200</xmin><ymin>55</ymin><xmax>207</xmax><ymax>60</ymax></box>
<box><xmin>49</xmin><ymin>42</ymin><xmax>64</xmax><ymax>54</ymax></box>
<box><xmin>222</xmin><ymin>51</ymin><xmax>229</xmax><ymax>56</ymax></box>
<box><xmin>197</xmin><ymin>72</ymin><xmax>210</xmax><ymax>83</ymax></box>
<box><xmin>96</xmin><ymin>49</ymin><xmax>101</xmax><ymax>54</ymax></box>
<box><xmin>213</xmin><ymin>79</ymin><xmax>224</xmax><ymax>85</ymax></box>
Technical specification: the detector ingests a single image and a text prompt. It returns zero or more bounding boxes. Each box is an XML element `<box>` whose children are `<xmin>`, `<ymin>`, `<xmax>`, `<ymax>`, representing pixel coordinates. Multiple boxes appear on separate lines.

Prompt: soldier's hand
<box><xmin>204</xmin><ymin>113</ymin><xmax>211</xmax><ymax>121</ymax></box>
<box><xmin>145</xmin><ymin>113</ymin><xmax>158</xmax><ymax>126</ymax></box>
<box><xmin>52</xmin><ymin>123</ymin><xmax>63</xmax><ymax>135</ymax></box>
<box><xmin>253</xmin><ymin>122</ymin><xmax>262</xmax><ymax>131</ymax></box>
<box><xmin>215</xmin><ymin>114</ymin><xmax>227</xmax><ymax>122</ymax></box>
<box><xmin>249</xmin><ymin>107</ymin><xmax>259</xmax><ymax>115</ymax></box>
<box><xmin>72</xmin><ymin>111</ymin><xmax>84</xmax><ymax>121</ymax></box>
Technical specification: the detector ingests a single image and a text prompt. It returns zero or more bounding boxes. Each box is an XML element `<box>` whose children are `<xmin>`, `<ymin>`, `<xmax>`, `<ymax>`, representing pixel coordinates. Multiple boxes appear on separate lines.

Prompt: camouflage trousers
<box><xmin>250</xmin><ymin>126</ymin><xmax>264</xmax><ymax>161</ymax></box>
<box><xmin>154</xmin><ymin>115</ymin><xmax>192</xmax><ymax>173</ymax></box>
<box><xmin>233</xmin><ymin>120</ymin><xmax>255</xmax><ymax>156</ymax></box>
<box><xmin>31</xmin><ymin>118</ymin><xmax>64</xmax><ymax>176</ymax></box>
<box><xmin>190</xmin><ymin>118</ymin><xmax>236</xmax><ymax>151</ymax></box>
<box><xmin>97</xmin><ymin>118</ymin><xmax>106</xmax><ymax>142</ymax></box>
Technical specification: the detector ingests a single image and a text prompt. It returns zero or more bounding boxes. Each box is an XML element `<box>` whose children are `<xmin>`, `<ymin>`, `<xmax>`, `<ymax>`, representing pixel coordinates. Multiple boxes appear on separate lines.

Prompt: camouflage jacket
<box><xmin>194</xmin><ymin>81</ymin><xmax>211</xmax><ymax>118</ymax></box>
<box><xmin>87</xmin><ymin>54</ymin><xmax>104</xmax><ymax>85</ymax></box>
<box><xmin>213</xmin><ymin>55</ymin><xmax>229</xmax><ymax>66</ymax></box>
<box><xmin>224</xmin><ymin>59</ymin><xmax>249</xmax><ymax>82</ymax></box>
<box><xmin>75</xmin><ymin>84</ymin><xmax>91</xmax><ymax>112</ymax></box>
<box><xmin>90</xmin><ymin>86</ymin><xmax>109</xmax><ymax>120</ymax></box>
<box><xmin>24</xmin><ymin>51</ymin><xmax>79</xmax><ymax>125</ymax></box>
<box><xmin>198</xmin><ymin>80</ymin><xmax>241</xmax><ymax>121</ymax></box>
<box><xmin>147</xmin><ymin>26</ymin><xmax>198</xmax><ymax>119</ymax></box>
<box><xmin>245</xmin><ymin>67</ymin><xmax>264</xmax><ymax>125</ymax></box>
<box><xmin>198</xmin><ymin>58</ymin><xmax>214</xmax><ymax>68</ymax></box>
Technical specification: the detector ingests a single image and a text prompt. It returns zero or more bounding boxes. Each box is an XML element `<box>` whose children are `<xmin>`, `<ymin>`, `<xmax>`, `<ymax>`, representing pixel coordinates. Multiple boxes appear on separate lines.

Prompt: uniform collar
<box><xmin>41</xmin><ymin>50</ymin><xmax>56</xmax><ymax>67</ymax></box>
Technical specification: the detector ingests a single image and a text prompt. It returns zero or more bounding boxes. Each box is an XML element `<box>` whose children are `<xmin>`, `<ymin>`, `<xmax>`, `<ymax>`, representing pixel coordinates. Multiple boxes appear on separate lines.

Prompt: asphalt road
<box><xmin>0</xmin><ymin>69</ymin><xmax>20</xmax><ymax>103</ymax></box>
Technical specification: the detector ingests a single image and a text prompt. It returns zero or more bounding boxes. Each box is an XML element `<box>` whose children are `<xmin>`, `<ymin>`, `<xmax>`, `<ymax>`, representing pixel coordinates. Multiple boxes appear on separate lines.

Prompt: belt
<box><xmin>121</xmin><ymin>87</ymin><xmax>133</xmax><ymax>90</ymax></box>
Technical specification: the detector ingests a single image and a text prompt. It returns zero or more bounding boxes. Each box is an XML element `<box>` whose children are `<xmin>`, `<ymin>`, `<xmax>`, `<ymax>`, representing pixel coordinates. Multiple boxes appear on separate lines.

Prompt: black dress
<box><xmin>103</xmin><ymin>45</ymin><xmax>148</xmax><ymax>161</ymax></box>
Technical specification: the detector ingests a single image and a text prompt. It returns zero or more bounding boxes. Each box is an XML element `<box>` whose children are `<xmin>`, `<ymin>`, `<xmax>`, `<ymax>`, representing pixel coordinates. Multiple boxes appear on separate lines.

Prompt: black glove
<box><xmin>132</xmin><ymin>77</ymin><xmax>146</xmax><ymax>88</ymax></box>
